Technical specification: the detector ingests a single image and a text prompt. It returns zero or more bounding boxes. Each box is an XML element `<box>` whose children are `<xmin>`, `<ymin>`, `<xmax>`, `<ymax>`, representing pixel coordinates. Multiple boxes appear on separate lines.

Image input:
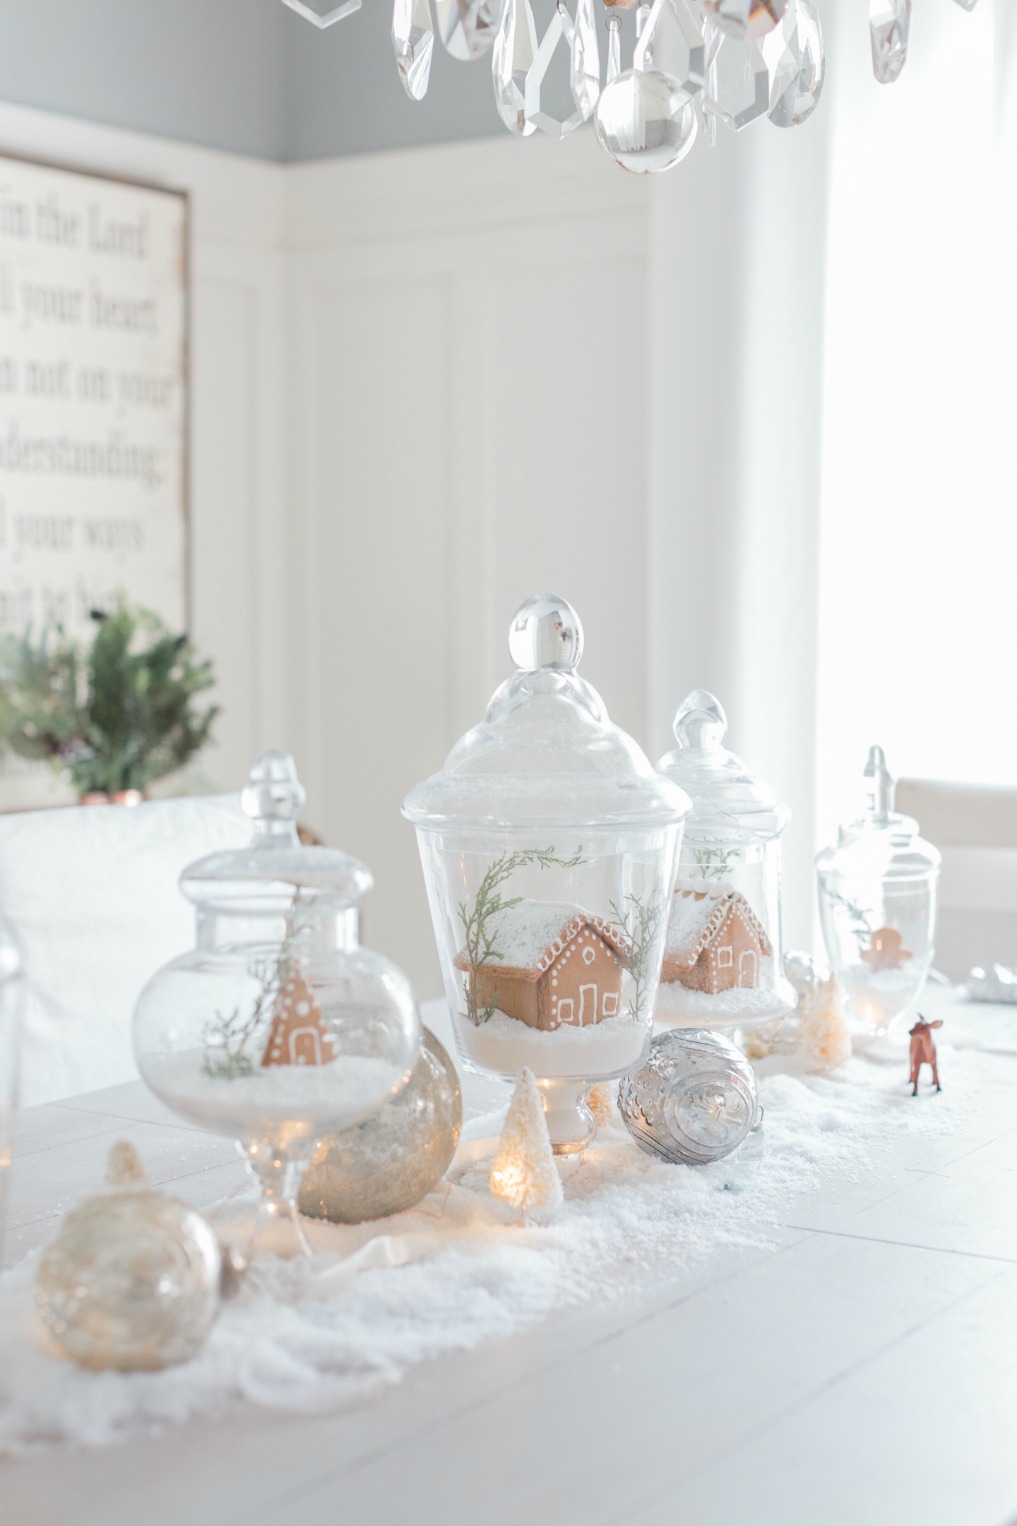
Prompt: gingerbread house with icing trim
<box><xmin>661</xmin><ymin>887</ymin><xmax>771</xmax><ymax>995</ymax></box>
<box><xmin>455</xmin><ymin>901</ymin><xmax>631</xmax><ymax>1032</ymax></box>
<box><xmin>261</xmin><ymin>969</ymin><xmax>336</xmax><ymax>1067</ymax></box>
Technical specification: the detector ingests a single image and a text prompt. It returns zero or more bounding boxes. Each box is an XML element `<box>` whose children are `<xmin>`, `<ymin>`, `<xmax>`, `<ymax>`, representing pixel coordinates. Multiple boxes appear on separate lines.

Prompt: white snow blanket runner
<box><xmin>0</xmin><ymin>1047</ymin><xmax>983</xmax><ymax>1455</ymax></box>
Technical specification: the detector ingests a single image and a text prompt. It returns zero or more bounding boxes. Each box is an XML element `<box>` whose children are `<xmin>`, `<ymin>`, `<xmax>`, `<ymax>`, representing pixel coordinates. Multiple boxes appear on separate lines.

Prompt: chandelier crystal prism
<box><xmin>282</xmin><ymin>0</ymin><xmax>362</xmax><ymax>24</ymax></box>
<box><xmin>282</xmin><ymin>0</ymin><xmax>981</xmax><ymax>174</ymax></box>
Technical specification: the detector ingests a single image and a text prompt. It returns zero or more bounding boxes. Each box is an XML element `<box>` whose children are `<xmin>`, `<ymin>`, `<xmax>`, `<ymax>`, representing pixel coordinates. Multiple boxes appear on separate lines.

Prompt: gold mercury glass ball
<box><xmin>299</xmin><ymin>1026</ymin><xmax>463</xmax><ymax>1224</ymax></box>
<box><xmin>36</xmin><ymin>1143</ymin><xmax>223</xmax><ymax>1371</ymax></box>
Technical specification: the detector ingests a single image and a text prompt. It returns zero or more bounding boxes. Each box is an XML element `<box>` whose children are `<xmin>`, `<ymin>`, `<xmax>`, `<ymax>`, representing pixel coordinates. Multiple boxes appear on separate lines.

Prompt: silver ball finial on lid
<box><xmin>673</xmin><ymin>689</ymin><xmax>727</xmax><ymax>750</ymax></box>
<box><xmin>241</xmin><ymin>750</ymin><xmax>306</xmax><ymax>834</ymax></box>
<box><xmin>508</xmin><ymin>593</ymin><xmax>583</xmax><ymax>673</ymax></box>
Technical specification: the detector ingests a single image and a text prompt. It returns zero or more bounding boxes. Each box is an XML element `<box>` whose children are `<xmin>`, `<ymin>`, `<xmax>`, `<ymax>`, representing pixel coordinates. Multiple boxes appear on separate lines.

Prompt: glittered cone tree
<box><xmin>490</xmin><ymin>1067</ymin><xmax>564</xmax><ymax>1223</ymax></box>
<box><xmin>800</xmin><ymin>975</ymin><xmax>852</xmax><ymax>1072</ymax></box>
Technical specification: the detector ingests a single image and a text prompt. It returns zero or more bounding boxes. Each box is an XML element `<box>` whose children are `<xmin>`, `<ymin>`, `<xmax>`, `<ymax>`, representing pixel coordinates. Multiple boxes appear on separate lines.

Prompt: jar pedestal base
<box><xmin>240</xmin><ymin>1138</ymin><xmax>313</xmax><ymax>1258</ymax></box>
<box><xmin>536</xmin><ymin>1078</ymin><xmax>597</xmax><ymax>1156</ymax></box>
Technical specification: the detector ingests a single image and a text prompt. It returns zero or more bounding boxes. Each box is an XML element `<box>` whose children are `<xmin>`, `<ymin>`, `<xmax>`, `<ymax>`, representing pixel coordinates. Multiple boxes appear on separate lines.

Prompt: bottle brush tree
<box><xmin>0</xmin><ymin>598</ymin><xmax>219</xmax><ymax>798</ymax></box>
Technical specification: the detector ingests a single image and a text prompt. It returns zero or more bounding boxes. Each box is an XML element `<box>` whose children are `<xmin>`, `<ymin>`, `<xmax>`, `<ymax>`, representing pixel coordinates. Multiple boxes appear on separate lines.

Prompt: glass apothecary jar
<box><xmin>0</xmin><ymin>916</ymin><xmax>23</xmax><ymax>1266</ymax></box>
<box><xmin>654</xmin><ymin>690</ymin><xmax>795</xmax><ymax>1030</ymax></box>
<box><xmin>816</xmin><ymin>746</ymin><xmax>940</xmax><ymax>1041</ymax></box>
<box><xmin>402</xmin><ymin>594</ymin><xmax>690</xmax><ymax>1155</ymax></box>
<box><xmin>133</xmin><ymin>751</ymin><xmax>419</xmax><ymax>1255</ymax></box>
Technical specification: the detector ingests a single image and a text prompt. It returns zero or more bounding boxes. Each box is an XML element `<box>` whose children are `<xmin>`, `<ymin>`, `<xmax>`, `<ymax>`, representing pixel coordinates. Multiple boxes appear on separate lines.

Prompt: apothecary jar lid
<box><xmin>655</xmin><ymin>690</ymin><xmax>790</xmax><ymax>844</ymax></box>
<box><xmin>182</xmin><ymin>750</ymin><xmax>373</xmax><ymax>913</ymax></box>
<box><xmin>402</xmin><ymin>594</ymin><xmax>691</xmax><ymax>834</ymax></box>
<box><xmin>816</xmin><ymin>745</ymin><xmax>941</xmax><ymax>883</ymax></box>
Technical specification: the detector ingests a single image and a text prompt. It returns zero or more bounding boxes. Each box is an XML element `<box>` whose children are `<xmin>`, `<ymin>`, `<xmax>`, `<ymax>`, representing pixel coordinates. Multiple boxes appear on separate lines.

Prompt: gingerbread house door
<box><xmin>288</xmin><ymin>1027</ymin><xmax>324</xmax><ymax>1065</ymax></box>
<box><xmin>738</xmin><ymin>950</ymin><xmax>757</xmax><ymax>987</ymax></box>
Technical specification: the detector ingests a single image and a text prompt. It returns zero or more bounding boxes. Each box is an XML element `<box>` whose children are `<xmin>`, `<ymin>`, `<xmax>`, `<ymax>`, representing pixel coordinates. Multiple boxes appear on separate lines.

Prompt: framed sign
<box><xmin>0</xmin><ymin>153</ymin><xmax>188</xmax><ymax>808</ymax></box>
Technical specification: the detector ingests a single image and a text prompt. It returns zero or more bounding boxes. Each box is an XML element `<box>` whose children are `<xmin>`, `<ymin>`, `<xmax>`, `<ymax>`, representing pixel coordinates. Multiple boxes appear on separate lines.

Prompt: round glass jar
<box><xmin>816</xmin><ymin>746</ymin><xmax>940</xmax><ymax>1041</ymax></box>
<box><xmin>654</xmin><ymin>690</ymin><xmax>794</xmax><ymax>1030</ymax></box>
<box><xmin>402</xmin><ymin>593</ymin><xmax>690</xmax><ymax>1155</ymax></box>
<box><xmin>133</xmin><ymin>751</ymin><xmax>419</xmax><ymax>1255</ymax></box>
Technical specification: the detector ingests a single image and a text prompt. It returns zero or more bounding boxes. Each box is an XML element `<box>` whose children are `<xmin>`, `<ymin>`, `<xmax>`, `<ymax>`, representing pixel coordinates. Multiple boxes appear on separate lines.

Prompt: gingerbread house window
<box><xmin>717</xmin><ymin>946</ymin><xmax>733</xmax><ymax>968</ymax></box>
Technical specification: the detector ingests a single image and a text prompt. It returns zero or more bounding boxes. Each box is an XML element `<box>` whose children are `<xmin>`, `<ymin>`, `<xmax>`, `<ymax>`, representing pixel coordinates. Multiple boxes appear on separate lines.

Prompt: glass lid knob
<box><xmin>863</xmin><ymin>744</ymin><xmax>893</xmax><ymax>823</ymax></box>
<box><xmin>673</xmin><ymin>689</ymin><xmax>728</xmax><ymax>750</ymax></box>
<box><xmin>508</xmin><ymin>592</ymin><xmax>583</xmax><ymax>672</ymax></box>
<box><xmin>241</xmin><ymin>750</ymin><xmax>307</xmax><ymax>838</ymax></box>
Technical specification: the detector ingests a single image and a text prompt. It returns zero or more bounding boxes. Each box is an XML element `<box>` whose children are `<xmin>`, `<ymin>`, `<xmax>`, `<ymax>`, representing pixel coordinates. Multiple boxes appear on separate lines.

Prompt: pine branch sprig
<box><xmin>458</xmin><ymin>848</ymin><xmax>584</xmax><ymax>1025</ymax></box>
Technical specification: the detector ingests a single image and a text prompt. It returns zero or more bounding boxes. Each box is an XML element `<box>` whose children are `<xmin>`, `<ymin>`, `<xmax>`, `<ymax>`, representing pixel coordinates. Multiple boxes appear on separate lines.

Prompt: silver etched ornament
<box><xmin>299</xmin><ymin>1027</ymin><xmax>462</xmax><ymax>1223</ymax></box>
<box><xmin>36</xmin><ymin>1143</ymin><xmax>224</xmax><ymax>1371</ymax></box>
<box><xmin>618</xmin><ymin>1028</ymin><xmax>759</xmax><ymax>1165</ymax></box>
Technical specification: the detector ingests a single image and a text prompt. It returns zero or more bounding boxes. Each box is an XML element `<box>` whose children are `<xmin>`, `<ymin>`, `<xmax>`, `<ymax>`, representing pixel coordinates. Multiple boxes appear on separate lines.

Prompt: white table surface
<box><xmin>3</xmin><ymin>988</ymin><xmax>1017</xmax><ymax>1526</ymax></box>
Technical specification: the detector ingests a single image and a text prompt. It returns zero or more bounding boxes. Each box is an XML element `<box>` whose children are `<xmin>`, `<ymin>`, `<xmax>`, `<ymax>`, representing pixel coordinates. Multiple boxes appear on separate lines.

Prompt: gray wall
<box><xmin>280</xmin><ymin>2</ymin><xmax>498</xmax><ymax>161</ymax></box>
<box><xmin>0</xmin><ymin>0</ymin><xmax>500</xmax><ymax>160</ymax></box>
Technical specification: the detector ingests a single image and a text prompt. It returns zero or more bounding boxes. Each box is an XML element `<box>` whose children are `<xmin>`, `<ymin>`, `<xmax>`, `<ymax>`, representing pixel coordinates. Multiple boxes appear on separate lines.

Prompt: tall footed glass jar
<box><xmin>402</xmin><ymin>594</ymin><xmax>690</xmax><ymax>1155</ymax></box>
<box><xmin>816</xmin><ymin>746</ymin><xmax>940</xmax><ymax>1041</ymax></box>
<box><xmin>133</xmin><ymin>751</ymin><xmax>419</xmax><ymax>1256</ymax></box>
<box><xmin>654</xmin><ymin>690</ymin><xmax>795</xmax><ymax>1032</ymax></box>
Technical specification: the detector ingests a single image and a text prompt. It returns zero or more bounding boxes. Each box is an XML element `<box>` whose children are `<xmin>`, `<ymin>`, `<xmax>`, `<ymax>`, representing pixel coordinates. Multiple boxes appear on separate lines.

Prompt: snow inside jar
<box><xmin>816</xmin><ymin>746</ymin><xmax>940</xmax><ymax>1041</ymax></box>
<box><xmin>654</xmin><ymin>690</ymin><xmax>795</xmax><ymax>1030</ymax></box>
<box><xmin>402</xmin><ymin>593</ymin><xmax>690</xmax><ymax>1155</ymax></box>
<box><xmin>133</xmin><ymin>751</ymin><xmax>419</xmax><ymax>1256</ymax></box>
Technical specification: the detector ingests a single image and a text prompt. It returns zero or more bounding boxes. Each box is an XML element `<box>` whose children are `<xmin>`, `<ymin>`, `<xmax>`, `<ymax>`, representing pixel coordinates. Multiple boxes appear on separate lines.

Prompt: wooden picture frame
<box><xmin>0</xmin><ymin>151</ymin><xmax>189</xmax><ymax>809</ymax></box>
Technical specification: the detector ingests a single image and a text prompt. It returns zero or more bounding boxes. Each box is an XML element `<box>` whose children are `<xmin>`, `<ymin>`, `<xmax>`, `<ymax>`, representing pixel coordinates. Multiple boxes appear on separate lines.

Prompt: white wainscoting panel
<box><xmin>287</xmin><ymin>134</ymin><xmax>652</xmax><ymax>993</ymax></box>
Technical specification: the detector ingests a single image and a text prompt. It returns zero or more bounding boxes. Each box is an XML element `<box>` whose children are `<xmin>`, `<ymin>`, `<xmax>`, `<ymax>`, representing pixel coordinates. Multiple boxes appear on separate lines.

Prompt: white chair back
<box><xmin>0</xmin><ymin>795</ymin><xmax>248</xmax><ymax>1106</ymax></box>
<box><xmin>896</xmin><ymin>778</ymin><xmax>1017</xmax><ymax>981</ymax></box>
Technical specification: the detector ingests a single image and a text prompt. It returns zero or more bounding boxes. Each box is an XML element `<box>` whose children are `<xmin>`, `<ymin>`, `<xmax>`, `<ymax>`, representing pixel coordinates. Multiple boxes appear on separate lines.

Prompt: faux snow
<box><xmin>477</xmin><ymin>901</ymin><xmax>621</xmax><ymax>973</ymax></box>
<box><xmin>0</xmin><ymin>1045</ymin><xmax>976</xmax><ymax>1458</ymax></box>
<box><xmin>143</xmin><ymin>1051</ymin><xmax>407</xmax><ymax>1137</ymax></box>
<box><xmin>664</xmin><ymin>887</ymin><xmax>728</xmax><ymax>961</ymax></box>
<box><xmin>458</xmin><ymin>1010</ymin><xmax>647</xmax><ymax>1078</ymax></box>
<box><xmin>654</xmin><ymin>982</ymin><xmax>790</xmax><ymax>1028</ymax></box>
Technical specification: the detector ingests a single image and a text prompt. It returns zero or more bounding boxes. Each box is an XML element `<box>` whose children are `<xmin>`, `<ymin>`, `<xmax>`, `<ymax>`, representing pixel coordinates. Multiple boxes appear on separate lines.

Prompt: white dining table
<box><xmin>2</xmin><ymin>987</ymin><xmax>1017</xmax><ymax>1526</ymax></box>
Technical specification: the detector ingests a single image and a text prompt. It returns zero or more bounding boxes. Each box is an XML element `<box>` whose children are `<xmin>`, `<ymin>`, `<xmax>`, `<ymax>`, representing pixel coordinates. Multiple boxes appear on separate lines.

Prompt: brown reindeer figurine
<box><xmin>908</xmin><ymin>1014</ymin><xmax>943</xmax><ymax>1096</ymax></box>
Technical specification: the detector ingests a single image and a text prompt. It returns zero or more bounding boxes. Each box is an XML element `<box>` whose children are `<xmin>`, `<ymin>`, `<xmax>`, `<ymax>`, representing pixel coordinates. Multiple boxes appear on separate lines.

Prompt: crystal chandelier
<box><xmin>282</xmin><ymin>0</ymin><xmax>979</xmax><ymax>174</ymax></box>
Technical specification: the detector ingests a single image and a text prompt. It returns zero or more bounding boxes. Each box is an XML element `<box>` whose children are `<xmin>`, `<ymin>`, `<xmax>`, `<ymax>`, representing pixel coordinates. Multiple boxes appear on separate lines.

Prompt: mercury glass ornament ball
<box><xmin>36</xmin><ymin>1143</ymin><xmax>223</xmax><ymax>1371</ymax></box>
<box><xmin>618</xmin><ymin>1029</ymin><xmax>759</xmax><ymax>1165</ymax></box>
<box><xmin>299</xmin><ymin>1027</ymin><xmax>462</xmax><ymax>1223</ymax></box>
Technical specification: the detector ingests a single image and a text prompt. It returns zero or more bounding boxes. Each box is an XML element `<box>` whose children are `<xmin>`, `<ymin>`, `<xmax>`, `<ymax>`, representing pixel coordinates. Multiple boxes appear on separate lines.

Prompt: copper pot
<box><xmin>79</xmin><ymin>790</ymin><xmax>145</xmax><ymax>807</ymax></box>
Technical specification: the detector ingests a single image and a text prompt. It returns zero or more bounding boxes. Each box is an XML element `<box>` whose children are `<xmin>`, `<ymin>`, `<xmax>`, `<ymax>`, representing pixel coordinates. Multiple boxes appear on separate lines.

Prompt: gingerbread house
<box><xmin>261</xmin><ymin>968</ymin><xmax>336</xmax><ymax>1067</ymax></box>
<box><xmin>660</xmin><ymin>887</ymin><xmax>771</xmax><ymax>995</ymax></box>
<box><xmin>455</xmin><ymin>901</ymin><xmax>631</xmax><ymax>1032</ymax></box>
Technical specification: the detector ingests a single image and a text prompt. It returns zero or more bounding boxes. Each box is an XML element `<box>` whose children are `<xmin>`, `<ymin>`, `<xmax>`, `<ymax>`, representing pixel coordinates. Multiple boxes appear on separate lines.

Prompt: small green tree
<box><xmin>0</xmin><ymin>598</ymin><xmax>219</xmax><ymax>797</ymax></box>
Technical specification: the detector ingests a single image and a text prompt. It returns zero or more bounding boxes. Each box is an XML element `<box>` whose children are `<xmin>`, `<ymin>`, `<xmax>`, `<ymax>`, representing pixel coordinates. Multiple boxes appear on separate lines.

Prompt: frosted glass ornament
<box><xmin>36</xmin><ymin>1143</ymin><xmax>223</xmax><ymax>1371</ymax></box>
<box><xmin>299</xmin><ymin>1027</ymin><xmax>462</xmax><ymax>1223</ymax></box>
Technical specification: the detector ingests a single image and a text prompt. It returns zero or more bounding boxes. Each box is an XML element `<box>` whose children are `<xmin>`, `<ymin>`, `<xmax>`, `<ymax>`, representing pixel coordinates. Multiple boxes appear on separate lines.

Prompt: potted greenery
<box><xmin>0</xmin><ymin>599</ymin><xmax>219</xmax><ymax>803</ymax></box>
